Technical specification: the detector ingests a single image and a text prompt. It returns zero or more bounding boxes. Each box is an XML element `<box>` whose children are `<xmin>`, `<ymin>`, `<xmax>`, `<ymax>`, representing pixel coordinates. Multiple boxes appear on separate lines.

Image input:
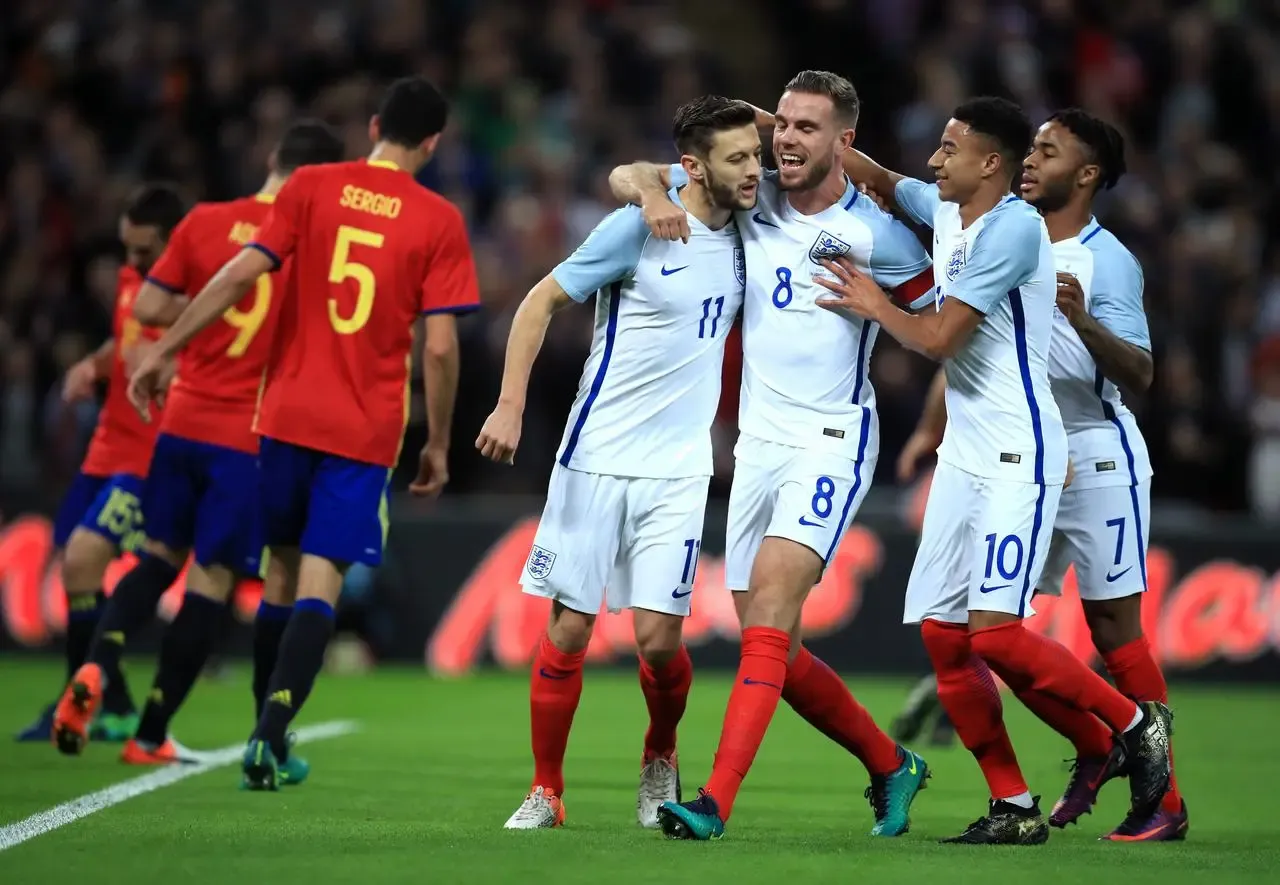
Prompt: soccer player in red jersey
<box><xmin>51</xmin><ymin>122</ymin><xmax>345</xmax><ymax>764</ymax></box>
<box><xmin>15</xmin><ymin>187</ymin><xmax>185</xmax><ymax>748</ymax></box>
<box><xmin>129</xmin><ymin>77</ymin><xmax>479</xmax><ymax>789</ymax></box>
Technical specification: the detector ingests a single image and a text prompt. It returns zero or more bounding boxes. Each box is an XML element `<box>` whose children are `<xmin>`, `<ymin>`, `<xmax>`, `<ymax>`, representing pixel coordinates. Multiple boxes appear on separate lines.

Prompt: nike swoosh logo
<box><xmin>798</xmin><ymin>516</ymin><xmax>823</xmax><ymax>527</ymax></box>
<box><xmin>978</xmin><ymin>583</ymin><xmax>1012</xmax><ymax>594</ymax></box>
<box><xmin>742</xmin><ymin>677</ymin><xmax>783</xmax><ymax>690</ymax></box>
<box><xmin>1105</xmin><ymin>566</ymin><xmax>1133</xmax><ymax>583</ymax></box>
<box><xmin>907</xmin><ymin>755</ymin><xmax>918</xmax><ymax>775</ymax></box>
<box><xmin>660</xmin><ymin>265</ymin><xmax>689</xmax><ymax>275</ymax></box>
<box><xmin>538</xmin><ymin>668</ymin><xmax>570</xmax><ymax>680</ymax></box>
<box><xmin>752</xmin><ymin>212</ymin><xmax>779</xmax><ymax>228</ymax></box>
<box><xmin>671</xmin><ymin>587</ymin><xmax>692</xmax><ymax>599</ymax></box>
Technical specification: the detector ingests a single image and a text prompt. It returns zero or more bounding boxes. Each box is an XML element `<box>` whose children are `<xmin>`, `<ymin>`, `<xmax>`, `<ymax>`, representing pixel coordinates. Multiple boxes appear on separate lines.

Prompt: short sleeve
<box><xmin>852</xmin><ymin>198</ymin><xmax>932</xmax><ymax>290</ymax></box>
<box><xmin>668</xmin><ymin>163</ymin><xmax>689</xmax><ymax>188</ymax></box>
<box><xmin>421</xmin><ymin>207</ymin><xmax>481</xmax><ymax>315</ymax></box>
<box><xmin>247</xmin><ymin>172</ymin><xmax>308</xmax><ymax>270</ymax></box>
<box><xmin>145</xmin><ymin>213</ymin><xmax>195</xmax><ymax>293</ymax></box>
<box><xmin>946</xmin><ymin>208</ymin><xmax>1042</xmax><ymax>316</ymax></box>
<box><xmin>551</xmin><ymin>206</ymin><xmax>650</xmax><ymax>302</ymax></box>
<box><xmin>894</xmin><ymin>178</ymin><xmax>943</xmax><ymax>229</ymax></box>
<box><xmin>1086</xmin><ymin>240</ymin><xmax>1150</xmax><ymax>350</ymax></box>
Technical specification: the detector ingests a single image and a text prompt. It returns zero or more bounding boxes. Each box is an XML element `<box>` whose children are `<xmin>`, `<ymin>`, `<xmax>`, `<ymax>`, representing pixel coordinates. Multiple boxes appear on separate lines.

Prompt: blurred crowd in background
<box><xmin>1</xmin><ymin>0</ymin><xmax>1279</xmax><ymax>520</ymax></box>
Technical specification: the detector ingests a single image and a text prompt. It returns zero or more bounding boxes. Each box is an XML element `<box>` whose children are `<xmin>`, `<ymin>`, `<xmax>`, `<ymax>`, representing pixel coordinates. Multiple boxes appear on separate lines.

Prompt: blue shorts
<box><xmin>142</xmin><ymin>433</ymin><xmax>264</xmax><ymax>575</ymax></box>
<box><xmin>259</xmin><ymin>437</ymin><xmax>391</xmax><ymax>567</ymax></box>
<box><xmin>53</xmin><ymin>472</ymin><xmax>146</xmax><ymax>552</ymax></box>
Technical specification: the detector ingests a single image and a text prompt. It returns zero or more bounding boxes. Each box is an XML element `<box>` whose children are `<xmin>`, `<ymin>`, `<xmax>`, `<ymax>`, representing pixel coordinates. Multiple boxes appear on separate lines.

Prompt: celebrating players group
<box><xmin>21</xmin><ymin>68</ymin><xmax>1184</xmax><ymax>845</ymax></box>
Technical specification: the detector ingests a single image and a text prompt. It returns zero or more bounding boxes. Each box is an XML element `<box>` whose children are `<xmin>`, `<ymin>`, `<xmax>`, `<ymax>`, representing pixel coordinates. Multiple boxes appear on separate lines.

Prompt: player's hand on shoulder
<box><xmin>62</xmin><ymin>357</ymin><xmax>98</xmax><ymax>403</ymax></box>
<box><xmin>409</xmin><ymin>443</ymin><xmax>450</xmax><ymax>498</ymax></box>
<box><xmin>813</xmin><ymin>256</ymin><xmax>888</xmax><ymax>320</ymax></box>
<box><xmin>475</xmin><ymin>404</ymin><xmax>521</xmax><ymax>465</ymax></box>
<box><xmin>1055</xmin><ymin>272</ymin><xmax>1086</xmax><ymax>323</ymax></box>
<box><xmin>857</xmin><ymin>182</ymin><xmax>890</xmax><ymax>213</ymax></box>
<box><xmin>640</xmin><ymin>196</ymin><xmax>689</xmax><ymax>244</ymax></box>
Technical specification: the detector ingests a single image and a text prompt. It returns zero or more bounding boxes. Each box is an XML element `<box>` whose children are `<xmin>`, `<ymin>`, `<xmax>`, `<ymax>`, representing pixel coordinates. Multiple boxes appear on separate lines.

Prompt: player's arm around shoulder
<box><xmin>607</xmin><ymin>162</ymin><xmax>689</xmax><ymax>243</ymax></box>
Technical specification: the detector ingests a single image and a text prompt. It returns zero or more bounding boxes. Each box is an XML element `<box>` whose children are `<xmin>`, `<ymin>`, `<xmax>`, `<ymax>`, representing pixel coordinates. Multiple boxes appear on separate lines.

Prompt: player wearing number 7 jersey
<box><xmin>128</xmin><ymin>77</ymin><xmax>480</xmax><ymax>790</ymax></box>
<box><xmin>51</xmin><ymin>121</ymin><xmax>346</xmax><ymax>767</ymax></box>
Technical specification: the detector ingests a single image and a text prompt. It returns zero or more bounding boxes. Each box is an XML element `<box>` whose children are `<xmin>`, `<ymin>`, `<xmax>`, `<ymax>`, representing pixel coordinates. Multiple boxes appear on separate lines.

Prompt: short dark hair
<box><xmin>783</xmin><ymin>70</ymin><xmax>859</xmax><ymax>128</ymax></box>
<box><xmin>953</xmin><ymin>96</ymin><xmax>1032</xmax><ymax>181</ymax></box>
<box><xmin>376</xmin><ymin>76</ymin><xmax>449</xmax><ymax>148</ymax></box>
<box><xmin>1046</xmin><ymin>108</ymin><xmax>1127</xmax><ymax>191</ymax></box>
<box><xmin>275</xmin><ymin>119</ymin><xmax>345</xmax><ymax>172</ymax></box>
<box><xmin>672</xmin><ymin>95</ymin><xmax>758</xmax><ymax>158</ymax></box>
<box><xmin>123</xmin><ymin>184</ymin><xmax>186</xmax><ymax>238</ymax></box>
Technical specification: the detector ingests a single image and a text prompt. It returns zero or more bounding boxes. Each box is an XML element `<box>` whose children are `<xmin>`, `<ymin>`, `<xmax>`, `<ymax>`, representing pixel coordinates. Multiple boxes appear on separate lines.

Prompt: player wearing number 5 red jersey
<box><xmin>51</xmin><ymin>122</ymin><xmax>345</xmax><ymax>765</ymax></box>
<box><xmin>129</xmin><ymin>77</ymin><xmax>479</xmax><ymax>790</ymax></box>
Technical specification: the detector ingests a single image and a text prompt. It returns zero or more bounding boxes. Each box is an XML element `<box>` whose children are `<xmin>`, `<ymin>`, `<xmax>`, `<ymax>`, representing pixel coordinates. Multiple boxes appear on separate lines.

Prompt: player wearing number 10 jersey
<box><xmin>129</xmin><ymin>76</ymin><xmax>479</xmax><ymax>790</ymax></box>
<box><xmin>51</xmin><ymin>122</ymin><xmax>346</xmax><ymax>767</ymax></box>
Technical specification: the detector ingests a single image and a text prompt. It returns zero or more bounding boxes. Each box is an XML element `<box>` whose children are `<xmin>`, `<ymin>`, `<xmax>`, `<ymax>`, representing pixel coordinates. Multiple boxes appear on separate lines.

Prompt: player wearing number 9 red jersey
<box><xmin>129</xmin><ymin>77</ymin><xmax>479</xmax><ymax>789</ymax></box>
<box><xmin>50</xmin><ymin>122</ymin><xmax>346</xmax><ymax>765</ymax></box>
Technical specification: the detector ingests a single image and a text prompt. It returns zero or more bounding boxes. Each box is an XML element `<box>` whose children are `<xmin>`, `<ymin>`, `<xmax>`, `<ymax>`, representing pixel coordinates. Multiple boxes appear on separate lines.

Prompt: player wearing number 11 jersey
<box><xmin>51</xmin><ymin>121</ymin><xmax>346</xmax><ymax>766</ymax></box>
<box><xmin>129</xmin><ymin>77</ymin><xmax>479</xmax><ymax>790</ymax></box>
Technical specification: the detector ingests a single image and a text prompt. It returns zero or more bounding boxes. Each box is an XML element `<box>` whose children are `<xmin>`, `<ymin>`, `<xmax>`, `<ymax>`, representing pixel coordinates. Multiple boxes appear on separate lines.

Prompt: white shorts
<box><xmin>725</xmin><ymin>435</ymin><xmax>876</xmax><ymax>592</ymax></box>
<box><xmin>903</xmin><ymin>462</ymin><xmax>1063</xmax><ymax>624</ymax></box>
<box><xmin>520</xmin><ymin>464</ymin><xmax>709</xmax><ymax>617</ymax></box>
<box><xmin>1037</xmin><ymin>479</ymin><xmax>1151</xmax><ymax>602</ymax></box>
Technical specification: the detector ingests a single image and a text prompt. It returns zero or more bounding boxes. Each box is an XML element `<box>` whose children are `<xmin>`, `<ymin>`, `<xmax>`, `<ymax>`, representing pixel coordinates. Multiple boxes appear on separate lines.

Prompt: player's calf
<box><xmin>634</xmin><ymin>610</ymin><xmax>690</xmax><ymax>828</ymax></box>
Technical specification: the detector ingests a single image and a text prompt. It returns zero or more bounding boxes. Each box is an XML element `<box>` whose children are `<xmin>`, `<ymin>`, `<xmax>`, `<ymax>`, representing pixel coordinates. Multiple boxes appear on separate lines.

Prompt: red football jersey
<box><xmin>80</xmin><ymin>267</ymin><xmax>164</xmax><ymax>478</ymax></box>
<box><xmin>247</xmin><ymin>159</ymin><xmax>480</xmax><ymax>467</ymax></box>
<box><xmin>146</xmin><ymin>193</ymin><xmax>283</xmax><ymax>453</ymax></box>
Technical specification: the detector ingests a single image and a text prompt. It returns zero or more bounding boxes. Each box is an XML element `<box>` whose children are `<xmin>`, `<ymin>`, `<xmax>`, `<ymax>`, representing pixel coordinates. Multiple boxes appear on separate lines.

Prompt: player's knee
<box><xmin>743</xmin><ymin>540</ymin><xmax>818</xmax><ymax>628</ymax></box>
<box><xmin>633</xmin><ymin>612</ymin><xmax>683</xmax><ymax>668</ymax></box>
<box><xmin>62</xmin><ymin>529</ymin><xmax>112</xmax><ymax>592</ymax></box>
<box><xmin>920</xmin><ymin>619</ymin><xmax>971</xmax><ymax>670</ymax></box>
<box><xmin>141</xmin><ymin>538</ymin><xmax>185</xmax><ymax>569</ymax></box>
<box><xmin>263</xmin><ymin>547</ymin><xmax>299</xmax><ymax>606</ymax></box>
<box><xmin>547</xmin><ymin>603</ymin><xmax>594</xmax><ymax>654</ymax></box>
<box><xmin>185</xmin><ymin>563</ymin><xmax>235</xmax><ymax>603</ymax></box>
<box><xmin>1082</xmin><ymin>597</ymin><xmax>1142</xmax><ymax>654</ymax></box>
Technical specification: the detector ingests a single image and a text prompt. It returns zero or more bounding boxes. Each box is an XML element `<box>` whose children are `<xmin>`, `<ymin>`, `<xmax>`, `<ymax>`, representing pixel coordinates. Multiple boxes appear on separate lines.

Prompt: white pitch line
<box><xmin>0</xmin><ymin>719</ymin><xmax>359</xmax><ymax>852</ymax></box>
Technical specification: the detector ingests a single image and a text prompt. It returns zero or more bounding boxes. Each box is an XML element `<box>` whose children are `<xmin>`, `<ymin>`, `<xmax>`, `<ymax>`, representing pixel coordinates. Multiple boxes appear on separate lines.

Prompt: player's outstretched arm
<box><xmin>132</xmin><ymin>280</ymin><xmax>189</xmax><ymax>327</ymax></box>
<box><xmin>126</xmin><ymin>247</ymin><xmax>274</xmax><ymax>418</ymax></box>
<box><xmin>841</xmin><ymin>150</ymin><xmax>904</xmax><ymax>209</ymax></box>
<box><xmin>476</xmin><ymin>275</ymin><xmax>575</xmax><ymax>465</ymax></box>
<box><xmin>607</xmin><ymin>162</ymin><xmax>688</xmax><ymax>243</ymax></box>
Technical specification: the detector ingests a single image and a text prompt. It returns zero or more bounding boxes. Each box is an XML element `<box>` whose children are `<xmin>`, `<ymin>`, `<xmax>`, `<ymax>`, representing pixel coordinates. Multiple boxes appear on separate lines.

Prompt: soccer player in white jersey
<box><xmin>893</xmin><ymin>110</ymin><xmax>1187</xmax><ymax>842</ymax></box>
<box><xmin>475</xmin><ymin>96</ymin><xmax>757</xmax><ymax>831</ymax></box>
<box><xmin>826</xmin><ymin>97</ymin><xmax>1172</xmax><ymax>845</ymax></box>
<box><xmin>609</xmin><ymin>71</ymin><xmax>935</xmax><ymax>842</ymax></box>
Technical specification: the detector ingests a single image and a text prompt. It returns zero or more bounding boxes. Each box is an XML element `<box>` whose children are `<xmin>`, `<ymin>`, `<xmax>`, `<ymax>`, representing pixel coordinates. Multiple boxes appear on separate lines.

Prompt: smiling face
<box><xmin>1021</xmin><ymin>120</ymin><xmax>1098</xmax><ymax>212</ymax></box>
<box><xmin>772</xmin><ymin>90</ymin><xmax>853</xmax><ymax>192</ymax></box>
<box><xmin>699</xmin><ymin>124</ymin><xmax>763</xmax><ymax>210</ymax></box>
<box><xmin>927</xmin><ymin>118</ymin><xmax>1001</xmax><ymax>204</ymax></box>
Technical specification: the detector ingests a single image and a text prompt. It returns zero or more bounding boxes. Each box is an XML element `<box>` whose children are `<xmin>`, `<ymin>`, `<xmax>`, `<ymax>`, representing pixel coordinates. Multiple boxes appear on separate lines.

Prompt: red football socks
<box><xmin>704</xmin><ymin>626</ymin><xmax>791</xmax><ymax>821</ymax></box>
<box><xmin>1013</xmin><ymin>686</ymin><xmax>1115</xmax><ymax>758</ymax></box>
<box><xmin>783</xmin><ymin>646</ymin><xmax>901</xmax><ymax>776</ymax></box>
<box><xmin>970</xmin><ymin>621</ymin><xmax>1138</xmax><ymax>733</ymax></box>
<box><xmin>639</xmin><ymin>645</ymin><xmax>693</xmax><ymax>760</ymax></box>
<box><xmin>529</xmin><ymin>632</ymin><xmax>586</xmax><ymax>796</ymax></box>
<box><xmin>1103</xmin><ymin>636</ymin><xmax>1182</xmax><ymax>813</ymax></box>
<box><xmin>921</xmin><ymin>619</ymin><xmax>1028</xmax><ymax>799</ymax></box>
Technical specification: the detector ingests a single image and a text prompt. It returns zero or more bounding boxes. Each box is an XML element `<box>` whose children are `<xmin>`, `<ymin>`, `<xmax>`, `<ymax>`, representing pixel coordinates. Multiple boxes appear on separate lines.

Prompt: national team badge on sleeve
<box><xmin>734</xmin><ymin>246</ymin><xmax>746</xmax><ymax>286</ymax></box>
<box><xmin>809</xmin><ymin>230</ymin><xmax>852</xmax><ymax>264</ymax></box>
<box><xmin>946</xmin><ymin>244</ymin><xmax>968</xmax><ymax>281</ymax></box>
<box><xmin>526</xmin><ymin>545</ymin><xmax>557</xmax><ymax>579</ymax></box>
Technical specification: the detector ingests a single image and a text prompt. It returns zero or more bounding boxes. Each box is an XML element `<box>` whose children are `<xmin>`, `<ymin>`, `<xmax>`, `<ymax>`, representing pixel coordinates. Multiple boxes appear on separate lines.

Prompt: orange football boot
<box><xmin>120</xmin><ymin>738</ymin><xmax>182</xmax><ymax>765</ymax></box>
<box><xmin>52</xmin><ymin>663</ymin><xmax>104</xmax><ymax>756</ymax></box>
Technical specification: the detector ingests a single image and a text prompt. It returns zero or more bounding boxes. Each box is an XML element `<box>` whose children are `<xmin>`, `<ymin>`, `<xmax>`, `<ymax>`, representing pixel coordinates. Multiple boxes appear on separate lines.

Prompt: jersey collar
<box><xmin>254</xmin><ymin>192</ymin><xmax>276</xmax><ymax>204</ymax></box>
<box><xmin>368</xmin><ymin>158</ymin><xmax>403</xmax><ymax>172</ymax></box>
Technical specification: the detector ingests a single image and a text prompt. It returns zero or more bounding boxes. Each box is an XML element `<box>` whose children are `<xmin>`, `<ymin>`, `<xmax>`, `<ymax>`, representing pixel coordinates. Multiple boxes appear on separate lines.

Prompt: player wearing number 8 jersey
<box><xmin>835</xmin><ymin>97</ymin><xmax>1171</xmax><ymax>845</ymax></box>
<box><xmin>51</xmin><ymin>122</ymin><xmax>346</xmax><ymax>767</ymax></box>
<box><xmin>610</xmin><ymin>72</ymin><xmax>934</xmax><ymax>842</ymax></box>
<box><xmin>129</xmin><ymin>77</ymin><xmax>479</xmax><ymax>790</ymax></box>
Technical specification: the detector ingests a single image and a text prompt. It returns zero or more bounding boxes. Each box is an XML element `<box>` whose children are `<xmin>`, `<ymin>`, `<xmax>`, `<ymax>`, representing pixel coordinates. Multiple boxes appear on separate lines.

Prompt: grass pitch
<box><xmin>0</xmin><ymin>657</ymin><xmax>1275</xmax><ymax>884</ymax></box>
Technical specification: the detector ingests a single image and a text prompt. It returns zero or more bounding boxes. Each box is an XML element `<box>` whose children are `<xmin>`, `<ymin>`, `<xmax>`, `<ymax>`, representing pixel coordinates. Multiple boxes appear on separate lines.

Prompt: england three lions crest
<box><xmin>526</xmin><ymin>545</ymin><xmax>556</xmax><ymax>580</ymax></box>
<box><xmin>809</xmin><ymin>230</ymin><xmax>851</xmax><ymax>265</ymax></box>
<box><xmin>733</xmin><ymin>246</ymin><xmax>746</xmax><ymax>286</ymax></box>
<box><xmin>946</xmin><ymin>243</ymin><xmax>967</xmax><ymax>281</ymax></box>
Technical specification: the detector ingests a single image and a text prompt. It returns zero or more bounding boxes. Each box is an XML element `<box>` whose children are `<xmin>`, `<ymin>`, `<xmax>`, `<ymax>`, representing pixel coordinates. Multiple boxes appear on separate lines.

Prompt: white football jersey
<box><xmin>552</xmin><ymin>188</ymin><xmax>744</xmax><ymax>479</ymax></box>
<box><xmin>672</xmin><ymin>166</ymin><xmax>932</xmax><ymax>462</ymax></box>
<box><xmin>1049</xmin><ymin>220</ymin><xmax>1153</xmax><ymax>489</ymax></box>
<box><xmin>895</xmin><ymin>179</ymin><xmax>1068</xmax><ymax>485</ymax></box>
